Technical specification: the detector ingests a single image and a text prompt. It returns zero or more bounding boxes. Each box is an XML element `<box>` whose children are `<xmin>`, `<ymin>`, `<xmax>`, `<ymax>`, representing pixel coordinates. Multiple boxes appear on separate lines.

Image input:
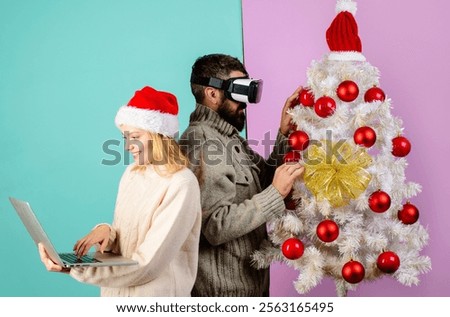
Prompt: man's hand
<box><xmin>272</xmin><ymin>162</ymin><xmax>305</xmax><ymax>198</ymax></box>
<box><xmin>279</xmin><ymin>86</ymin><xmax>303</xmax><ymax>136</ymax></box>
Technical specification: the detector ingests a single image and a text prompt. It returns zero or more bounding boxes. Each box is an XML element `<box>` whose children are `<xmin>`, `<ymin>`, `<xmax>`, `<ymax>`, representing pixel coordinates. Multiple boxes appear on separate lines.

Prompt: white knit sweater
<box><xmin>70</xmin><ymin>164</ymin><xmax>202</xmax><ymax>296</ymax></box>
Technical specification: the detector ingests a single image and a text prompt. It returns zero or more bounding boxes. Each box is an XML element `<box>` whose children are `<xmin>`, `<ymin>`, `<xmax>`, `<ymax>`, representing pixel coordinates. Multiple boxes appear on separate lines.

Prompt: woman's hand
<box><xmin>38</xmin><ymin>243</ymin><xmax>69</xmax><ymax>273</ymax></box>
<box><xmin>73</xmin><ymin>225</ymin><xmax>111</xmax><ymax>258</ymax></box>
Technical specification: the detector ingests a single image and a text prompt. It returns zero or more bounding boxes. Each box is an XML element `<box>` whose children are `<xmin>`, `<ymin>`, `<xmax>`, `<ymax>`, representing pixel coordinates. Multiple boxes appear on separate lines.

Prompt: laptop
<box><xmin>9</xmin><ymin>197</ymin><xmax>138</xmax><ymax>268</ymax></box>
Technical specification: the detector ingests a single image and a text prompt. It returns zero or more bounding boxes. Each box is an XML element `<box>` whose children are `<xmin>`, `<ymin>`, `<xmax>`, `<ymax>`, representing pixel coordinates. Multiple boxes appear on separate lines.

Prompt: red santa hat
<box><xmin>326</xmin><ymin>0</ymin><xmax>365</xmax><ymax>61</ymax></box>
<box><xmin>115</xmin><ymin>86</ymin><xmax>179</xmax><ymax>137</ymax></box>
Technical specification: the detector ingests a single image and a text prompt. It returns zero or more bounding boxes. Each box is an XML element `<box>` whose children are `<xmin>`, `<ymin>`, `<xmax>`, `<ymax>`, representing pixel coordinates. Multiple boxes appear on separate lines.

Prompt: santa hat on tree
<box><xmin>326</xmin><ymin>0</ymin><xmax>365</xmax><ymax>62</ymax></box>
<box><xmin>115</xmin><ymin>86</ymin><xmax>179</xmax><ymax>137</ymax></box>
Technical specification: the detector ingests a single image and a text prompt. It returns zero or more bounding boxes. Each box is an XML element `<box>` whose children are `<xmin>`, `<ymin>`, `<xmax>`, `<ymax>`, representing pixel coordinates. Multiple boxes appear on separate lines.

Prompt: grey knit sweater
<box><xmin>179</xmin><ymin>104</ymin><xmax>288</xmax><ymax>297</ymax></box>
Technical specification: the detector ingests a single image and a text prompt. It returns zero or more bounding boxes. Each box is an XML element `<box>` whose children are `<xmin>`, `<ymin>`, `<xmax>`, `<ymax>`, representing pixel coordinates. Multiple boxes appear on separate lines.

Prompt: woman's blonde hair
<box><xmin>132</xmin><ymin>132</ymin><xmax>189</xmax><ymax>176</ymax></box>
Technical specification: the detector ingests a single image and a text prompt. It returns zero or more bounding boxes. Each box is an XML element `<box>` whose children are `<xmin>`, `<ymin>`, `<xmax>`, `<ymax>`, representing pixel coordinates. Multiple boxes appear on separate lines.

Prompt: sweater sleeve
<box><xmin>70</xmin><ymin>175</ymin><xmax>201</xmax><ymax>288</ymax></box>
<box><xmin>244</xmin><ymin>130</ymin><xmax>289</xmax><ymax>189</ymax></box>
<box><xmin>182</xmin><ymin>128</ymin><xmax>285</xmax><ymax>246</ymax></box>
<box><xmin>265</xmin><ymin>130</ymin><xmax>290</xmax><ymax>167</ymax></box>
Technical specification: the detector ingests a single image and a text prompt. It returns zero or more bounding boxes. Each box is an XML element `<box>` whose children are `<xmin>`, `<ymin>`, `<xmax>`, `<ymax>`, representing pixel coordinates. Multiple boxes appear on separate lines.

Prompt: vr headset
<box><xmin>190</xmin><ymin>74</ymin><xmax>263</xmax><ymax>103</ymax></box>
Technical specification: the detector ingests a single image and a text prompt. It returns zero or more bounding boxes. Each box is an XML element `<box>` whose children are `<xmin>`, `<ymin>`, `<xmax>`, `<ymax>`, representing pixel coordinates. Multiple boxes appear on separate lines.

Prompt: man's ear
<box><xmin>203</xmin><ymin>87</ymin><xmax>222</xmax><ymax>111</ymax></box>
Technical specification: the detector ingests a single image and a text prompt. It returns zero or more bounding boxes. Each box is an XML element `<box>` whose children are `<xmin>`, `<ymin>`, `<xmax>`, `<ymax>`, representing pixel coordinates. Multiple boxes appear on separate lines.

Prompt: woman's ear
<box><xmin>203</xmin><ymin>87</ymin><xmax>222</xmax><ymax>111</ymax></box>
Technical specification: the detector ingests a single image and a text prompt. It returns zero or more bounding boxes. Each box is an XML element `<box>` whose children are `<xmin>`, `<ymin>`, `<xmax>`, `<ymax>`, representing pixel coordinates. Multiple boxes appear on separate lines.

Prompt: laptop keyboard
<box><xmin>59</xmin><ymin>253</ymin><xmax>99</xmax><ymax>264</ymax></box>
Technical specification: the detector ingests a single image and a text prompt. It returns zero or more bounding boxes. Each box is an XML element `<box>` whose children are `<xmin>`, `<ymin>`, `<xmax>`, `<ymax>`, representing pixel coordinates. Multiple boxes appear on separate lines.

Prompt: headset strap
<box><xmin>190</xmin><ymin>74</ymin><xmax>226</xmax><ymax>89</ymax></box>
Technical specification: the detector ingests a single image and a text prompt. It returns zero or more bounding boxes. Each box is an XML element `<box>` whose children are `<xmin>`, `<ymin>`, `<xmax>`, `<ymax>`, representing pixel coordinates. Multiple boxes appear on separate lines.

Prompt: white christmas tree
<box><xmin>252</xmin><ymin>0</ymin><xmax>431</xmax><ymax>296</ymax></box>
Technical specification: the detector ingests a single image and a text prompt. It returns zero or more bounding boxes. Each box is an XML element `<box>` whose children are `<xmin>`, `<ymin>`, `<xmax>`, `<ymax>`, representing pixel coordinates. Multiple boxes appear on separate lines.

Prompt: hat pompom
<box><xmin>336</xmin><ymin>0</ymin><xmax>357</xmax><ymax>15</ymax></box>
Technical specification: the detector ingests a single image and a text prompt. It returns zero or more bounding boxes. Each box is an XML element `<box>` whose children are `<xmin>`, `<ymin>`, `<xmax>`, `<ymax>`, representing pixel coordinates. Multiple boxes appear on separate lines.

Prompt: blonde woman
<box><xmin>38</xmin><ymin>86</ymin><xmax>202</xmax><ymax>296</ymax></box>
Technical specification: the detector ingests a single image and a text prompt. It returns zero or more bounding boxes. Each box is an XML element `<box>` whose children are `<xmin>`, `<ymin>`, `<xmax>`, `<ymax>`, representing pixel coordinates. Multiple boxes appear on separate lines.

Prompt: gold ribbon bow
<box><xmin>303</xmin><ymin>141</ymin><xmax>372</xmax><ymax>208</ymax></box>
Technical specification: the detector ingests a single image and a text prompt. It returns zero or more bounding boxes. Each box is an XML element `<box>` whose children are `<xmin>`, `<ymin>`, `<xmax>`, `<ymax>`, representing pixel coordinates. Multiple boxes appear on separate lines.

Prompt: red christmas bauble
<box><xmin>316</xmin><ymin>219</ymin><xmax>339</xmax><ymax>243</ymax></box>
<box><xmin>342</xmin><ymin>260</ymin><xmax>365</xmax><ymax>284</ymax></box>
<box><xmin>288</xmin><ymin>130</ymin><xmax>310</xmax><ymax>151</ymax></box>
<box><xmin>283</xmin><ymin>151</ymin><xmax>302</xmax><ymax>163</ymax></box>
<box><xmin>299</xmin><ymin>88</ymin><xmax>315</xmax><ymax>107</ymax></box>
<box><xmin>337</xmin><ymin>80</ymin><xmax>359</xmax><ymax>102</ymax></box>
<box><xmin>392</xmin><ymin>136</ymin><xmax>411</xmax><ymax>157</ymax></box>
<box><xmin>398</xmin><ymin>203</ymin><xmax>419</xmax><ymax>225</ymax></box>
<box><xmin>354</xmin><ymin>126</ymin><xmax>377</xmax><ymax>148</ymax></box>
<box><xmin>314</xmin><ymin>96</ymin><xmax>336</xmax><ymax>118</ymax></box>
<box><xmin>364</xmin><ymin>86</ymin><xmax>386</xmax><ymax>102</ymax></box>
<box><xmin>281</xmin><ymin>238</ymin><xmax>304</xmax><ymax>260</ymax></box>
<box><xmin>377</xmin><ymin>251</ymin><xmax>400</xmax><ymax>274</ymax></box>
<box><xmin>369</xmin><ymin>190</ymin><xmax>391</xmax><ymax>213</ymax></box>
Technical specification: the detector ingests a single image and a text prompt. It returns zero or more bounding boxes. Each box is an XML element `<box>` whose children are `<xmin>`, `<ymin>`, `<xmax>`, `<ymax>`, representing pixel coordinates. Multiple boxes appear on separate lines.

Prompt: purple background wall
<box><xmin>242</xmin><ymin>0</ymin><xmax>450</xmax><ymax>296</ymax></box>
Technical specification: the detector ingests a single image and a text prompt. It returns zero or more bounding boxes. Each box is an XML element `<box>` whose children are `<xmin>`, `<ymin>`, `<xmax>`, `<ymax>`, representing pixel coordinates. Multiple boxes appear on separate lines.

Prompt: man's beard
<box><xmin>217</xmin><ymin>98</ymin><xmax>247</xmax><ymax>132</ymax></box>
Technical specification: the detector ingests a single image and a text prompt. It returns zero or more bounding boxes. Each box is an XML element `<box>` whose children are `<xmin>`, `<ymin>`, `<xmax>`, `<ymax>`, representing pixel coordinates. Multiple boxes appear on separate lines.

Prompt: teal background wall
<box><xmin>0</xmin><ymin>0</ymin><xmax>243</xmax><ymax>296</ymax></box>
